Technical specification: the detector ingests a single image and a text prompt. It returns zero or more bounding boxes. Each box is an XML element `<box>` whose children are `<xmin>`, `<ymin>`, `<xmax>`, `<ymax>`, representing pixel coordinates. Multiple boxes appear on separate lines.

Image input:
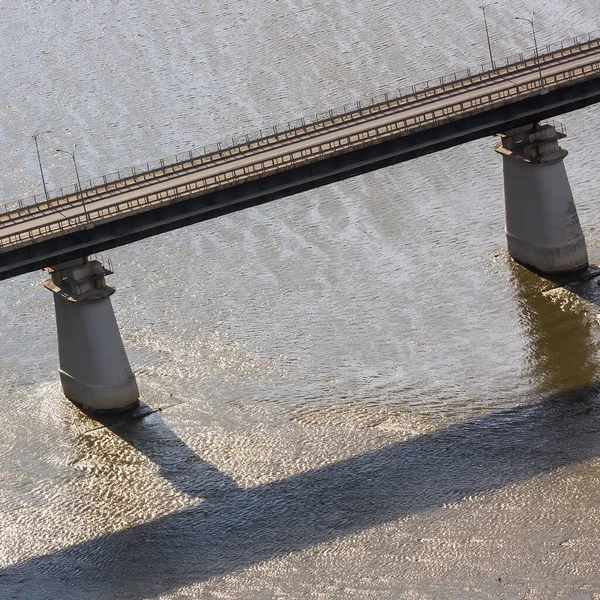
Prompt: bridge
<box><xmin>2</xmin><ymin>33</ymin><xmax>600</xmax><ymax>412</ymax></box>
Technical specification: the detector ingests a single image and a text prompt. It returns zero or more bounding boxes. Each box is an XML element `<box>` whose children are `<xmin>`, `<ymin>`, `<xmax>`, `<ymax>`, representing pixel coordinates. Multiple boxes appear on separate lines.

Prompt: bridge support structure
<box><xmin>44</xmin><ymin>258</ymin><xmax>139</xmax><ymax>412</ymax></box>
<box><xmin>496</xmin><ymin>123</ymin><xmax>588</xmax><ymax>274</ymax></box>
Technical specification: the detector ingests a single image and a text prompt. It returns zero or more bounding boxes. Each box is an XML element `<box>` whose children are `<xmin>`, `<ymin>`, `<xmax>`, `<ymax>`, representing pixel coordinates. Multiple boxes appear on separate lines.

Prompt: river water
<box><xmin>1</xmin><ymin>1</ymin><xmax>600</xmax><ymax>598</ymax></box>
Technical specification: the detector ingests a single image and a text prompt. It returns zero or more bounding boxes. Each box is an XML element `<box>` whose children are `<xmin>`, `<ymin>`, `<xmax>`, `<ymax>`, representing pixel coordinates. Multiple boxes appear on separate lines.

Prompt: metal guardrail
<box><xmin>543</xmin><ymin>120</ymin><xmax>567</xmax><ymax>136</ymax></box>
<box><xmin>1</xmin><ymin>29</ymin><xmax>599</xmax><ymax>215</ymax></box>
<box><xmin>2</xmin><ymin>56</ymin><xmax>598</xmax><ymax>252</ymax></box>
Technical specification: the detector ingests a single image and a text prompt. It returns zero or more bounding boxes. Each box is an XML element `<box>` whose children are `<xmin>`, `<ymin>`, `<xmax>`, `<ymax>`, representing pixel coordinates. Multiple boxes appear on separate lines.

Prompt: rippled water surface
<box><xmin>1</xmin><ymin>1</ymin><xmax>600</xmax><ymax>598</ymax></box>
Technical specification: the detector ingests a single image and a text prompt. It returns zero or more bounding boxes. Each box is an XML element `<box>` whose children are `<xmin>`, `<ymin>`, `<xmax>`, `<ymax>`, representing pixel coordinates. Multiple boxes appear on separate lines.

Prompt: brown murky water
<box><xmin>1</xmin><ymin>1</ymin><xmax>599</xmax><ymax>598</ymax></box>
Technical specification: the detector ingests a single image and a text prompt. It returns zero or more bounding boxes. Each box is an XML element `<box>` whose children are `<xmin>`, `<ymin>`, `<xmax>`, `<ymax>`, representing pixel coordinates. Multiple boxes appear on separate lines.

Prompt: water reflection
<box><xmin>509</xmin><ymin>262</ymin><xmax>599</xmax><ymax>395</ymax></box>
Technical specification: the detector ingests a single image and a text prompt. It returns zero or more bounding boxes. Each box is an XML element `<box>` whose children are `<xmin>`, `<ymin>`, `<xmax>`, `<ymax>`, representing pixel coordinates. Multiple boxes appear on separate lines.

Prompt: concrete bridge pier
<box><xmin>496</xmin><ymin>123</ymin><xmax>588</xmax><ymax>274</ymax></box>
<box><xmin>44</xmin><ymin>258</ymin><xmax>139</xmax><ymax>412</ymax></box>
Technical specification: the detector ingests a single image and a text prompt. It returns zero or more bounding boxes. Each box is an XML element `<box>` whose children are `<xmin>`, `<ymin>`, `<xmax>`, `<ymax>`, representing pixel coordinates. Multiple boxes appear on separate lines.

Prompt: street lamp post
<box><xmin>56</xmin><ymin>146</ymin><xmax>88</xmax><ymax>220</ymax></box>
<box><xmin>480</xmin><ymin>2</ymin><xmax>498</xmax><ymax>69</ymax></box>
<box><xmin>515</xmin><ymin>13</ymin><xmax>544</xmax><ymax>89</ymax></box>
<box><xmin>33</xmin><ymin>130</ymin><xmax>51</xmax><ymax>201</ymax></box>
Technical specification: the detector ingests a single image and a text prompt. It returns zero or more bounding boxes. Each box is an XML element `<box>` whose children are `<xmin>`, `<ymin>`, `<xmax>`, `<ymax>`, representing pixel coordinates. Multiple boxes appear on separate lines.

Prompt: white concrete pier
<box><xmin>496</xmin><ymin>124</ymin><xmax>588</xmax><ymax>273</ymax></box>
<box><xmin>44</xmin><ymin>258</ymin><xmax>139</xmax><ymax>412</ymax></box>
<box><xmin>496</xmin><ymin>123</ymin><xmax>588</xmax><ymax>274</ymax></box>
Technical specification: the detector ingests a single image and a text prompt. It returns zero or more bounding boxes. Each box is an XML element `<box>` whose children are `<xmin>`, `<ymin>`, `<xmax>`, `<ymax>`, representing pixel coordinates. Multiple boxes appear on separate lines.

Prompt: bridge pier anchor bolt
<box><xmin>495</xmin><ymin>122</ymin><xmax>588</xmax><ymax>274</ymax></box>
<box><xmin>44</xmin><ymin>258</ymin><xmax>139</xmax><ymax>412</ymax></box>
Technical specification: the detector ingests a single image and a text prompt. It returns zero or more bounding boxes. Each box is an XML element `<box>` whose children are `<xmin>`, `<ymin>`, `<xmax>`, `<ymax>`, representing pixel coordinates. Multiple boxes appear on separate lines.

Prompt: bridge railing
<box><xmin>1</xmin><ymin>29</ymin><xmax>599</xmax><ymax>218</ymax></box>
<box><xmin>2</xmin><ymin>57</ymin><xmax>599</xmax><ymax>252</ymax></box>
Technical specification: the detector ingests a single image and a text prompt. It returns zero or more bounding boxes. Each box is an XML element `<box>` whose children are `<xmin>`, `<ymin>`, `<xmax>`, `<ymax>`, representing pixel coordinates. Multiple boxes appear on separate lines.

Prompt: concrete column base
<box><xmin>496</xmin><ymin>123</ymin><xmax>588</xmax><ymax>274</ymax></box>
<box><xmin>45</xmin><ymin>259</ymin><xmax>139</xmax><ymax>412</ymax></box>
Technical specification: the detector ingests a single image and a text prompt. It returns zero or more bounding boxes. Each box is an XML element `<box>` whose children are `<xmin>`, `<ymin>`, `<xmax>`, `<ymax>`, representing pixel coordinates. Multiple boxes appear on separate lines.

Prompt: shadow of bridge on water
<box><xmin>2</xmin><ymin>260</ymin><xmax>600</xmax><ymax>597</ymax></box>
<box><xmin>1</xmin><ymin>382</ymin><xmax>599</xmax><ymax>599</ymax></box>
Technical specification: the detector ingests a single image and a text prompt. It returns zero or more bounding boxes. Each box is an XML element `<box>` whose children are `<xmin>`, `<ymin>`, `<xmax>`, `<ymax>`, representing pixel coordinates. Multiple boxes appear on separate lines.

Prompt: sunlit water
<box><xmin>1</xmin><ymin>1</ymin><xmax>600</xmax><ymax>598</ymax></box>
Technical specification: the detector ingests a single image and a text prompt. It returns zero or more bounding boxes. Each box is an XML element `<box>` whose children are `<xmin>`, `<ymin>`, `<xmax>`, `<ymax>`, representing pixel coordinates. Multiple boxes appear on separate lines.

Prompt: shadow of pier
<box><xmin>93</xmin><ymin>405</ymin><xmax>242</xmax><ymax>500</ymax></box>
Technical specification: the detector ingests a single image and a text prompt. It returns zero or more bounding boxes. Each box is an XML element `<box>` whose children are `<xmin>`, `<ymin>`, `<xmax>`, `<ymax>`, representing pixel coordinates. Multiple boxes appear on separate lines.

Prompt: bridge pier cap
<box><xmin>496</xmin><ymin>122</ymin><xmax>588</xmax><ymax>274</ymax></box>
<box><xmin>44</xmin><ymin>258</ymin><xmax>139</xmax><ymax>412</ymax></box>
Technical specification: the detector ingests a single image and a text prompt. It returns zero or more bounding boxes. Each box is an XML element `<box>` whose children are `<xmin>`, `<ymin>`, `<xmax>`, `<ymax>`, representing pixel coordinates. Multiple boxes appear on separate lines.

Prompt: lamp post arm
<box><xmin>480</xmin><ymin>3</ymin><xmax>498</xmax><ymax>69</ymax></box>
<box><xmin>70</xmin><ymin>151</ymin><xmax>82</xmax><ymax>192</ymax></box>
<box><xmin>56</xmin><ymin>148</ymin><xmax>82</xmax><ymax>191</ymax></box>
<box><xmin>33</xmin><ymin>132</ymin><xmax>50</xmax><ymax>201</ymax></box>
<box><xmin>531</xmin><ymin>17</ymin><xmax>539</xmax><ymax>57</ymax></box>
<box><xmin>57</xmin><ymin>146</ymin><xmax>88</xmax><ymax>220</ymax></box>
<box><xmin>515</xmin><ymin>15</ymin><xmax>543</xmax><ymax>89</ymax></box>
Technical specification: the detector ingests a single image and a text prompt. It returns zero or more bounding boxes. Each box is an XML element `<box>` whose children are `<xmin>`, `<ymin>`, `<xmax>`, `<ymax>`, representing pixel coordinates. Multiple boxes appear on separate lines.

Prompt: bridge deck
<box><xmin>1</xmin><ymin>39</ymin><xmax>600</xmax><ymax>279</ymax></box>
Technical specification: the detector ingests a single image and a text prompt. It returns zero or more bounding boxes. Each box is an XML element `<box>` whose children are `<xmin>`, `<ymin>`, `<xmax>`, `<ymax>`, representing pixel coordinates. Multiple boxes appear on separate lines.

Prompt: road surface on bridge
<box><xmin>1</xmin><ymin>38</ymin><xmax>599</xmax><ymax>264</ymax></box>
